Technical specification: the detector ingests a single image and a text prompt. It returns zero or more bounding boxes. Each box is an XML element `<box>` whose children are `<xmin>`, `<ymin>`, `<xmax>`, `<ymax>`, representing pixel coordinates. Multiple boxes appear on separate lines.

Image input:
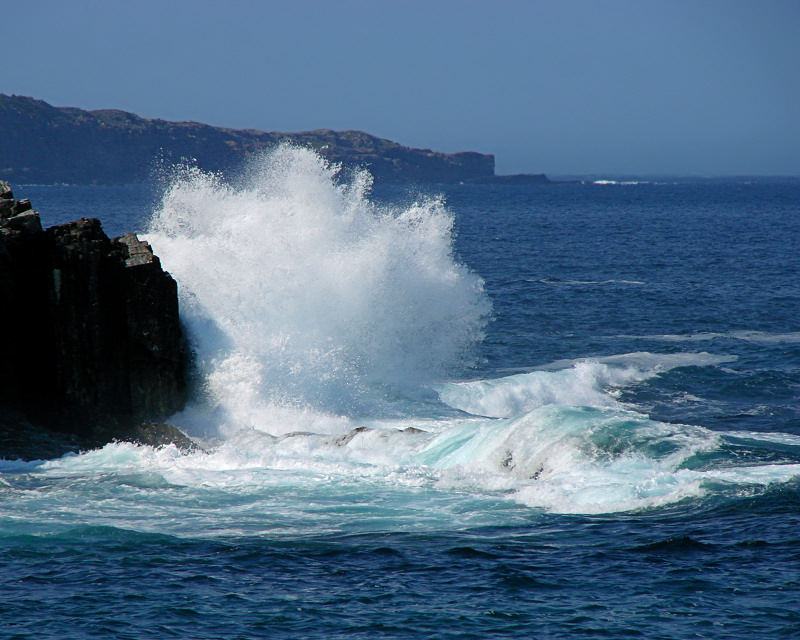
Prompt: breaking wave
<box><xmin>3</xmin><ymin>148</ymin><xmax>796</xmax><ymax>529</ymax></box>
<box><xmin>145</xmin><ymin>145</ymin><xmax>491</xmax><ymax>433</ymax></box>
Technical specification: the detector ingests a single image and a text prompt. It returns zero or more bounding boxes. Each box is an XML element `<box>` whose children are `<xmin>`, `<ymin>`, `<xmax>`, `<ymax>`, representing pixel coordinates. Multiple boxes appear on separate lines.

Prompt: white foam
<box><xmin>722</xmin><ymin>430</ymin><xmax>800</xmax><ymax>447</ymax></box>
<box><xmin>7</xmin><ymin>153</ymin><xmax>798</xmax><ymax>531</ymax></box>
<box><xmin>415</xmin><ymin>405</ymin><xmax>799</xmax><ymax>514</ymax></box>
<box><xmin>4</xmin><ymin>403</ymin><xmax>799</xmax><ymax>528</ymax></box>
<box><xmin>592</xmin><ymin>180</ymin><xmax>648</xmax><ymax>185</ymax></box>
<box><xmin>145</xmin><ymin>146</ymin><xmax>491</xmax><ymax>435</ymax></box>
<box><xmin>437</xmin><ymin>352</ymin><xmax>737</xmax><ymax>419</ymax></box>
<box><xmin>617</xmin><ymin>331</ymin><xmax>800</xmax><ymax>344</ymax></box>
<box><xmin>535</xmin><ymin>278</ymin><xmax>646</xmax><ymax>286</ymax></box>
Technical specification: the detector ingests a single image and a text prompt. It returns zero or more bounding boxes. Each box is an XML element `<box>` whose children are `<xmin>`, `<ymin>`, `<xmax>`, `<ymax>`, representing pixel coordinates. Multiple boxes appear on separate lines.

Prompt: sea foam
<box><xmin>11</xmin><ymin>151</ymin><xmax>788</xmax><ymax>524</ymax></box>
<box><xmin>436</xmin><ymin>352</ymin><xmax>737</xmax><ymax>418</ymax></box>
<box><xmin>145</xmin><ymin>146</ymin><xmax>491</xmax><ymax>435</ymax></box>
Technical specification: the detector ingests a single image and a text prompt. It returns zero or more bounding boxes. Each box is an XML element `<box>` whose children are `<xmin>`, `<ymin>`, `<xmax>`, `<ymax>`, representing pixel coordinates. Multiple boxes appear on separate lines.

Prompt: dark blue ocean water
<box><xmin>3</xmin><ymin>174</ymin><xmax>799</xmax><ymax>639</ymax></box>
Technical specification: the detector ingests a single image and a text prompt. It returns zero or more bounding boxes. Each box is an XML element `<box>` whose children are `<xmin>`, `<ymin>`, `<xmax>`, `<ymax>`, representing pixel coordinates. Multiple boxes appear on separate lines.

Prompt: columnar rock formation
<box><xmin>0</xmin><ymin>181</ymin><xmax>186</xmax><ymax>453</ymax></box>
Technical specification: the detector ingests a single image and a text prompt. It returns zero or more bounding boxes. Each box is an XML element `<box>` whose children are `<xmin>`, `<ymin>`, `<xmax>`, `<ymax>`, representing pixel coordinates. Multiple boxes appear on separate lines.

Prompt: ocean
<box><xmin>2</xmin><ymin>148</ymin><xmax>799</xmax><ymax>639</ymax></box>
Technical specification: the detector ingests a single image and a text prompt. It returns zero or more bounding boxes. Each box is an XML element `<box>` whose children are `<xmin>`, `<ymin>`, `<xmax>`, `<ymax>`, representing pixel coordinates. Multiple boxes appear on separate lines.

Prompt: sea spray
<box><xmin>145</xmin><ymin>146</ymin><xmax>491</xmax><ymax>435</ymax></box>
<box><xmin>53</xmin><ymin>164</ymin><xmax>792</xmax><ymax>519</ymax></box>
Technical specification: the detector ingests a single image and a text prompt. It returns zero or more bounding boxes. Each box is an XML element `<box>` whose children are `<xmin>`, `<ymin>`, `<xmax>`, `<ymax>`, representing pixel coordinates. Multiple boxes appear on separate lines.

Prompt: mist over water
<box><xmin>146</xmin><ymin>146</ymin><xmax>491</xmax><ymax>434</ymax></box>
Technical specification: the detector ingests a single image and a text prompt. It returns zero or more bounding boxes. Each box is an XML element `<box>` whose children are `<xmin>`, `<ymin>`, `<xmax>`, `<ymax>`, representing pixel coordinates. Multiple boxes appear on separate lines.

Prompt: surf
<box><xmin>137</xmin><ymin>148</ymin><xmax>800</xmax><ymax>518</ymax></box>
<box><xmin>2</xmin><ymin>150</ymin><xmax>798</xmax><ymax>530</ymax></box>
<box><xmin>145</xmin><ymin>145</ymin><xmax>491</xmax><ymax>435</ymax></box>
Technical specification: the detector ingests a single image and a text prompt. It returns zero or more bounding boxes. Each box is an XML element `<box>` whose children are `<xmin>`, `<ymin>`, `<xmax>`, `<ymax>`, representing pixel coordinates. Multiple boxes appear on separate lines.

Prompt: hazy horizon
<box><xmin>6</xmin><ymin>1</ymin><xmax>799</xmax><ymax>177</ymax></box>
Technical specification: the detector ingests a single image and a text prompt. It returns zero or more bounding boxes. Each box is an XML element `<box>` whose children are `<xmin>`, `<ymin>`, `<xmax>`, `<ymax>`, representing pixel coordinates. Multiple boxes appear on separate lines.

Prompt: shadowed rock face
<box><xmin>0</xmin><ymin>181</ymin><xmax>186</xmax><ymax>453</ymax></box>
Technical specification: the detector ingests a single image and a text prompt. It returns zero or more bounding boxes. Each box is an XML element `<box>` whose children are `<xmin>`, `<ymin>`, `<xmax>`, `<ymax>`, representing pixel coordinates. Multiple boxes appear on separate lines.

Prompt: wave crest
<box><xmin>145</xmin><ymin>146</ymin><xmax>491</xmax><ymax>431</ymax></box>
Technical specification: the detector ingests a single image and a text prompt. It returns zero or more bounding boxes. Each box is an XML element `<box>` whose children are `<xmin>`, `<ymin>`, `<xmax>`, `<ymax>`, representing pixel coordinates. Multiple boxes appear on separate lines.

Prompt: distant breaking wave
<box><xmin>616</xmin><ymin>331</ymin><xmax>800</xmax><ymax>344</ymax></box>
<box><xmin>592</xmin><ymin>180</ymin><xmax>649</xmax><ymax>185</ymax></box>
<box><xmin>534</xmin><ymin>278</ymin><xmax>646</xmax><ymax>286</ymax></box>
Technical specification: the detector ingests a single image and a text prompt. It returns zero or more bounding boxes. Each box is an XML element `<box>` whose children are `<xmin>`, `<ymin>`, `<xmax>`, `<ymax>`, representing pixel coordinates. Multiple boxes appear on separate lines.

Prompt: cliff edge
<box><xmin>0</xmin><ymin>181</ymin><xmax>188</xmax><ymax>459</ymax></box>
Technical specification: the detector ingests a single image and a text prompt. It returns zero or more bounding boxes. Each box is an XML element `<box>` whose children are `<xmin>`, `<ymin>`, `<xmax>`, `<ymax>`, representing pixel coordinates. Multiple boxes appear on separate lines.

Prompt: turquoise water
<box><xmin>4</xmin><ymin>157</ymin><xmax>799</xmax><ymax>638</ymax></box>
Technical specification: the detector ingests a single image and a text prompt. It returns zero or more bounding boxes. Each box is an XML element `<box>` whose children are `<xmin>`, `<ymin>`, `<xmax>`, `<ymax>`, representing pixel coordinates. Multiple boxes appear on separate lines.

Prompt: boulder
<box><xmin>0</xmin><ymin>182</ymin><xmax>188</xmax><ymax>458</ymax></box>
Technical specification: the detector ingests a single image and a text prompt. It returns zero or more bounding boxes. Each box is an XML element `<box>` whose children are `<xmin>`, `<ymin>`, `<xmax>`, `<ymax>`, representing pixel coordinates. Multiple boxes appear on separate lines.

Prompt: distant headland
<box><xmin>0</xmin><ymin>94</ymin><xmax>549</xmax><ymax>185</ymax></box>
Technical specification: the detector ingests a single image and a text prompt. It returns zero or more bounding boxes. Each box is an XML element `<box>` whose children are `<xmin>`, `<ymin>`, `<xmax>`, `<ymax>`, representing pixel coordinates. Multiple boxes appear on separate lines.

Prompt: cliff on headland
<box><xmin>0</xmin><ymin>181</ymin><xmax>190</xmax><ymax>459</ymax></box>
<box><xmin>0</xmin><ymin>94</ymin><xmax>497</xmax><ymax>185</ymax></box>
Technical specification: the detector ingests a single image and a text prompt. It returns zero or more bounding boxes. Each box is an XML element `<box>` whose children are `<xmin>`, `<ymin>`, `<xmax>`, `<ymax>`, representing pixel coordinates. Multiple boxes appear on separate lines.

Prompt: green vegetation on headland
<box><xmin>0</xmin><ymin>94</ymin><xmax>551</xmax><ymax>185</ymax></box>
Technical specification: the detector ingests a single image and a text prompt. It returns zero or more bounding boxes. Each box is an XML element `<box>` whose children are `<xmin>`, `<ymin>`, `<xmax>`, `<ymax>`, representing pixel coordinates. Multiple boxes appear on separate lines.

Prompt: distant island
<box><xmin>0</xmin><ymin>94</ymin><xmax>549</xmax><ymax>185</ymax></box>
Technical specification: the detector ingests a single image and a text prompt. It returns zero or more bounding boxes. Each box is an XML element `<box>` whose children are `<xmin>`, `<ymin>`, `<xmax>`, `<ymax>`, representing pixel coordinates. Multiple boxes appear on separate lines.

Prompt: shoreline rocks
<box><xmin>0</xmin><ymin>181</ymin><xmax>189</xmax><ymax>459</ymax></box>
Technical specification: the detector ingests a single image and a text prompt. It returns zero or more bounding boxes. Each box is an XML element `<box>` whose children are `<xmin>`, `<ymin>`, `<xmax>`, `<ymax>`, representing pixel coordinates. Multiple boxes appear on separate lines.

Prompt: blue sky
<box><xmin>5</xmin><ymin>0</ymin><xmax>799</xmax><ymax>176</ymax></box>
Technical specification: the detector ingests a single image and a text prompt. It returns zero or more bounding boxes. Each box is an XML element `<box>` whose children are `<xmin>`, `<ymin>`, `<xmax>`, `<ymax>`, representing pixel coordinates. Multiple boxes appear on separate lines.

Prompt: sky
<box><xmin>4</xmin><ymin>0</ymin><xmax>799</xmax><ymax>176</ymax></box>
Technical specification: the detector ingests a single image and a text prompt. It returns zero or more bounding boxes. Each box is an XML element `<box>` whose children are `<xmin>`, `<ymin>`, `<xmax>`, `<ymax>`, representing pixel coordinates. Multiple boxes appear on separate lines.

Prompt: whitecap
<box><xmin>436</xmin><ymin>352</ymin><xmax>737</xmax><ymax>419</ymax></box>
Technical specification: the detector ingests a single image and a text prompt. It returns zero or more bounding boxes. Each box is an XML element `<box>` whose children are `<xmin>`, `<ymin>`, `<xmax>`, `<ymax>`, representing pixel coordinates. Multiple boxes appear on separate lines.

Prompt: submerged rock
<box><xmin>332</xmin><ymin>426</ymin><xmax>371</xmax><ymax>447</ymax></box>
<box><xmin>0</xmin><ymin>407</ymin><xmax>86</xmax><ymax>461</ymax></box>
<box><xmin>117</xmin><ymin>422</ymin><xmax>202</xmax><ymax>453</ymax></box>
<box><xmin>0</xmin><ymin>413</ymin><xmax>200</xmax><ymax>460</ymax></box>
<box><xmin>0</xmin><ymin>181</ymin><xmax>189</xmax><ymax>459</ymax></box>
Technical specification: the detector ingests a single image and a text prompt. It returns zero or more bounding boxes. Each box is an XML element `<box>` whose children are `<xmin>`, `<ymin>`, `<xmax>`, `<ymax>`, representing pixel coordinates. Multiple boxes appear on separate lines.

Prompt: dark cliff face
<box><xmin>0</xmin><ymin>94</ymin><xmax>495</xmax><ymax>184</ymax></box>
<box><xmin>0</xmin><ymin>181</ymin><xmax>185</xmax><ymax>444</ymax></box>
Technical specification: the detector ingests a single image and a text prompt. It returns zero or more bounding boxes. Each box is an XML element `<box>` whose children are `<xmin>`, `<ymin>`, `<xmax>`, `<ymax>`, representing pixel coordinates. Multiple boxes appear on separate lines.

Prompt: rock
<box><xmin>1</xmin><ymin>183</ymin><xmax>39</xmax><ymax>230</ymax></box>
<box><xmin>400</xmin><ymin>426</ymin><xmax>427</xmax><ymax>435</ymax></box>
<box><xmin>332</xmin><ymin>426</ymin><xmax>371</xmax><ymax>446</ymax></box>
<box><xmin>0</xmin><ymin>199</ymin><xmax>14</xmax><ymax>218</ymax></box>
<box><xmin>3</xmin><ymin>210</ymin><xmax>43</xmax><ymax>233</ymax></box>
<box><xmin>117</xmin><ymin>422</ymin><xmax>202</xmax><ymax>453</ymax></box>
<box><xmin>0</xmin><ymin>183</ymin><xmax>187</xmax><ymax>458</ymax></box>
<box><xmin>0</xmin><ymin>407</ymin><xmax>86</xmax><ymax>461</ymax></box>
<box><xmin>112</xmin><ymin>233</ymin><xmax>185</xmax><ymax>420</ymax></box>
<box><xmin>116</xmin><ymin>232</ymin><xmax>156</xmax><ymax>267</ymax></box>
<box><xmin>0</xmin><ymin>410</ymin><xmax>200</xmax><ymax>460</ymax></box>
<box><xmin>13</xmin><ymin>198</ymin><xmax>32</xmax><ymax>214</ymax></box>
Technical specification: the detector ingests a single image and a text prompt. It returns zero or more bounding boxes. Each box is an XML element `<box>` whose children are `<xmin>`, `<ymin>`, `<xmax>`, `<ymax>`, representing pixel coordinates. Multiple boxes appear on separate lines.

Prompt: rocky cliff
<box><xmin>0</xmin><ymin>94</ymin><xmax>495</xmax><ymax>185</ymax></box>
<box><xmin>0</xmin><ymin>181</ymin><xmax>187</xmax><ymax>458</ymax></box>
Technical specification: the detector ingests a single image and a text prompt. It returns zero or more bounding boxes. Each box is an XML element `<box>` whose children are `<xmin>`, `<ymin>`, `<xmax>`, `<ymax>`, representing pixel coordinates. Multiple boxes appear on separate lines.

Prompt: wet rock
<box><xmin>0</xmin><ymin>407</ymin><xmax>86</xmax><ymax>461</ymax></box>
<box><xmin>400</xmin><ymin>427</ymin><xmax>427</xmax><ymax>435</ymax></box>
<box><xmin>0</xmin><ymin>183</ymin><xmax>187</xmax><ymax>458</ymax></box>
<box><xmin>2</xmin><ymin>210</ymin><xmax>42</xmax><ymax>233</ymax></box>
<box><xmin>117</xmin><ymin>422</ymin><xmax>202</xmax><ymax>453</ymax></box>
<box><xmin>332</xmin><ymin>426</ymin><xmax>371</xmax><ymax>446</ymax></box>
